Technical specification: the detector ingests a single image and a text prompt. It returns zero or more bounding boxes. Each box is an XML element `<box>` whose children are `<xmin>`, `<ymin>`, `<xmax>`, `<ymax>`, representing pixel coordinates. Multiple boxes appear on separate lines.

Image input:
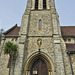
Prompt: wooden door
<box><xmin>31</xmin><ymin>59</ymin><xmax>48</xmax><ymax>75</ymax></box>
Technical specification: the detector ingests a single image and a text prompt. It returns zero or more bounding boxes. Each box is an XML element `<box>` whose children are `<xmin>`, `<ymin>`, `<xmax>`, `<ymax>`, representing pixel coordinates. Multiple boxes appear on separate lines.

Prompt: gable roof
<box><xmin>3</xmin><ymin>24</ymin><xmax>20</xmax><ymax>36</ymax></box>
<box><xmin>61</xmin><ymin>26</ymin><xmax>75</xmax><ymax>36</ymax></box>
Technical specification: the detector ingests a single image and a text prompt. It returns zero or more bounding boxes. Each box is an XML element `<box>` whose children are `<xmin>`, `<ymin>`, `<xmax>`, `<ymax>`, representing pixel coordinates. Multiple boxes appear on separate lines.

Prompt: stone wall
<box><xmin>0</xmin><ymin>37</ymin><xmax>18</xmax><ymax>75</ymax></box>
<box><xmin>71</xmin><ymin>54</ymin><xmax>75</xmax><ymax>74</ymax></box>
<box><xmin>28</xmin><ymin>10</ymin><xmax>52</xmax><ymax>36</ymax></box>
<box><xmin>25</xmin><ymin>37</ymin><xmax>54</xmax><ymax>61</ymax></box>
<box><xmin>0</xmin><ymin>51</ymin><xmax>9</xmax><ymax>75</ymax></box>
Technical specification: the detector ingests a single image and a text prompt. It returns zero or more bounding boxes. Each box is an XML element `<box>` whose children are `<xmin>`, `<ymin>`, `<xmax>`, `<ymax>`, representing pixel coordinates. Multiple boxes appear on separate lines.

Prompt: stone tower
<box><xmin>13</xmin><ymin>0</ymin><xmax>71</xmax><ymax>75</ymax></box>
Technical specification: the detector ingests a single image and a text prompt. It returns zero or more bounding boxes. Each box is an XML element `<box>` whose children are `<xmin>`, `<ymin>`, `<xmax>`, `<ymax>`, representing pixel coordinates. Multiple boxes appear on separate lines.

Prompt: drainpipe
<box><xmin>67</xmin><ymin>51</ymin><xmax>74</xmax><ymax>75</ymax></box>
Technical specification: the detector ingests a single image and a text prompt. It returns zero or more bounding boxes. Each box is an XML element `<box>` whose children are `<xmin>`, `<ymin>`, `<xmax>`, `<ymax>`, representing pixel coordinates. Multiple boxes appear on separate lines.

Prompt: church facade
<box><xmin>0</xmin><ymin>0</ymin><xmax>75</xmax><ymax>75</ymax></box>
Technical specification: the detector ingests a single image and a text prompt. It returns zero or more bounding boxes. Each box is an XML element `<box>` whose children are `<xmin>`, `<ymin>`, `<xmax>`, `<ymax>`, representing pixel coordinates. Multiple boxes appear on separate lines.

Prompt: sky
<box><xmin>0</xmin><ymin>0</ymin><xmax>75</xmax><ymax>31</ymax></box>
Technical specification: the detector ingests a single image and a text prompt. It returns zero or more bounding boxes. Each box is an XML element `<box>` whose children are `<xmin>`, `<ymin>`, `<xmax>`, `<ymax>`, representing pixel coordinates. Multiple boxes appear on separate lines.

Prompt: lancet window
<box><xmin>35</xmin><ymin>0</ymin><xmax>38</xmax><ymax>10</ymax></box>
<box><xmin>43</xmin><ymin>0</ymin><xmax>46</xmax><ymax>9</ymax></box>
<box><xmin>39</xmin><ymin>20</ymin><xmax>42</xmax><ymax>30</ymax></box>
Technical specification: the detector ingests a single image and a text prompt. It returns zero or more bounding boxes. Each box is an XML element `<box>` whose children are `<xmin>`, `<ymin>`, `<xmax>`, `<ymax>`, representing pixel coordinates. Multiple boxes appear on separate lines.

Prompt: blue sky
<box><xmin>0</xmin><ymin>0</ymin><xmax>75</xmax><ymax>31</ymax></box>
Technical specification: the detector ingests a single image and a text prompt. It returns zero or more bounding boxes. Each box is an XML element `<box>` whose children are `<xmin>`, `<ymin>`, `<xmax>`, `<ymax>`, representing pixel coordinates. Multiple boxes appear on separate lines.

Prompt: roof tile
<box><xmin>61</xmin><ymin>26</ymin><xmax>75</xmax><ymax>36</ymax></box>
<box><xmin>66</xmin><ymin>44</ymin><xmax>75</xmax><ymax>50</ymax></box>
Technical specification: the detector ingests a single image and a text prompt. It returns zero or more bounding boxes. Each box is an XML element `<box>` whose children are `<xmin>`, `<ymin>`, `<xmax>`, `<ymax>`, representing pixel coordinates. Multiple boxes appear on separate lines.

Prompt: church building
<box><xmin>0</xmin><ymin>0</ymin><xmax>75</xmax><ymax>75</ymax></box>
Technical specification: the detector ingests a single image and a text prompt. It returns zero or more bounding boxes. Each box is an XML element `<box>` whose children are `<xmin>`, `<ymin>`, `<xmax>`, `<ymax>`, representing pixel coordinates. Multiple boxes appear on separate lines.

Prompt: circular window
<box><xmin>64</xmin><ymin>39</ymin><xmax>67</xmax><ymax>42</ymax></box>
<box><xmin>68</xmin><ymin>39</ymin><xmax>71</xmax><ymax>42</ymax></box>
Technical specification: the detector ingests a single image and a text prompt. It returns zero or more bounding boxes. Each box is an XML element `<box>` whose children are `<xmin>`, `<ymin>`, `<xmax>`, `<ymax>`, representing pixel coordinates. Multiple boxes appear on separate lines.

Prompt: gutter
<box><xmin>67</xmin><ymin>50</ymin><xmax>75</xmax><ymax>75</ymax></box>
<box><xmin>4</xmin><ymin>35</ymin><xmax>20</xmax><ymax>38</ymax></box>
<box><xmin>62</xmin><ymin>35</ymin><xmax>75</xmax><ymax>37</ymax></box>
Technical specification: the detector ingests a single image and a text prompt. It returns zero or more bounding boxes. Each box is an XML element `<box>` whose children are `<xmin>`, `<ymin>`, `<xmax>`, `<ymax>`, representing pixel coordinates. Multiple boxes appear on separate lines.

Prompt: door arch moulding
<box><xmin>24</xmin><ymin>51</ymin><xmax>55</xmax><ymax>75</ymax></box>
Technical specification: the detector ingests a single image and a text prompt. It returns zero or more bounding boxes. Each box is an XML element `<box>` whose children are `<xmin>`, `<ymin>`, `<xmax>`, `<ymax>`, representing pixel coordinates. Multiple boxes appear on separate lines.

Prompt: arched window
<box><xmin>43</xmin><ymin>0</ymin><xmax>46</xmax><ymax>9</ymax></box>
<box><xmin>39</xmin><ymin>20</ymin><xmax>42</xmax><ymax>30</ymax></box>
<box><xmin>35</xmin><ymin>0</ymin><xmax>38</xmax><ymax>10</ymax></box>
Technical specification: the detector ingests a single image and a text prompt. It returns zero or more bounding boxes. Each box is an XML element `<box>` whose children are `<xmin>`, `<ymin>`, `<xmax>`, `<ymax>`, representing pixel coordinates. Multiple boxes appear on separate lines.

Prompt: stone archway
<box><xmin>24</xmin><ymin>51</ymin><xmax>55</xmax><ymax>75</ymax></box>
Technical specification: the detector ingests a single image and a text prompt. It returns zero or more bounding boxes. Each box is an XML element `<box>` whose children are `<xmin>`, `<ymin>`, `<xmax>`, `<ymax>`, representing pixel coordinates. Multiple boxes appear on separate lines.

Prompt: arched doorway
<box><xmin>24</xmin><ymin>52</ymin><xmax>55</xmax><ymax>75</ymax></box>
<box><xmin>31</xmin><ymin>59</ymin><xmax>48</xmax><ymax>75</ymax></box>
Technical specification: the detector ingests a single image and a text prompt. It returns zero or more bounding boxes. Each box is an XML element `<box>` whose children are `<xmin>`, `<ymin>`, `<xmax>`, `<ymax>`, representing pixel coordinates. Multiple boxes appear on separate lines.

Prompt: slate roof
<box><xmin>61</xmin><ymin>26</ymin><xmax>75</xmax><ymax>36</ymax></box>
<box><xmin>3</xmin><ymin>24</ymin><xmax>20</xmax><ymax>36</ymax></box>
<box><xmin>66</xmin><ymin>44</ymin><xmax>75</xmax><ymax>50</ymax></box>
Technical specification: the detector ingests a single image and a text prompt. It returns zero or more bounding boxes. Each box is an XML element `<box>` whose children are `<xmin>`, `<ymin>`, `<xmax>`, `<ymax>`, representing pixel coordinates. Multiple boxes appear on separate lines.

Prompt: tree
<box><xmin>3</xmin><ymin>41</ymin><xmax>18</xmax><ymax>75</ymax></box>
<box><xmin>3</xmin><ymin>41</ymin><xmax>18</xmax><ymax>55</ymax></box>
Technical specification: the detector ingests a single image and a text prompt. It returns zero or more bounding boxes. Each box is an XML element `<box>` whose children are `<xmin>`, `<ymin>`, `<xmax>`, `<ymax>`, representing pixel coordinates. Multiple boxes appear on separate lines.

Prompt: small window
<box><xmin>64</xmin><ymin>39</ymin><xmax>67</xmax><ymax>42</ymax></box>
<box><xmin>39</xmin><ymin>20</ymin><xmax>42</xmax><ymax>30</ymax></box>
<box><xmin>11</xmin><ymin>39</ymin><xmax>14</xmax><ymax>41</ymax></box>
<box><xmin>43</xmin><ymin>0</ymin><xmax>46</xmax><ymax>9</ymax></box>
<box><xmin>68</xmin><ymin>39</ymin><xmax>71</xmax><ymax>42</ymax></box>
<box><xmin>35</xmin><ymin>0</ymin><xmax>38</xmax><ymax>10</ymax></box>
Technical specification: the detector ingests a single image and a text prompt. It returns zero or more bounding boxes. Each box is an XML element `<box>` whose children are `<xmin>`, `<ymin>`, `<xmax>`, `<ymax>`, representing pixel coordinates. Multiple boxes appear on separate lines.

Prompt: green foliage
<box><xmin>3</xmin><ymin>41</ymin><xmax>18</xmax><ymax>55</ymax></box>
